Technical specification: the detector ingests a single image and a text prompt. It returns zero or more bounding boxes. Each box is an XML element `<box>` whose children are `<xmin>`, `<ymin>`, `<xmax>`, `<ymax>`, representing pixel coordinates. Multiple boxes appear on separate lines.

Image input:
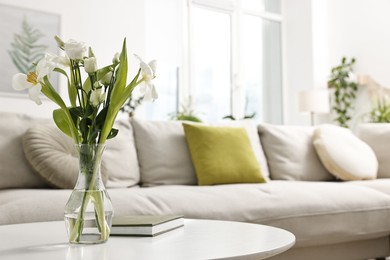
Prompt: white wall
<box><xmin>283</xmin><ymin>0</ymin><xmax>314</xmax><ymax>125</ymax></box>
<box><xmin>0</xmin><ymin>0</ymin><xmax>145</xmax><ymax>118</ymax></box>
<box><xmin>283</xmin><ymin>0</ymin><xmax>390</xmax><ymax>125</ymax></box>
<box><xmin>327</xmin><ymin>0</ymin><xmax>390</xmax><ymax>87</ymax></box>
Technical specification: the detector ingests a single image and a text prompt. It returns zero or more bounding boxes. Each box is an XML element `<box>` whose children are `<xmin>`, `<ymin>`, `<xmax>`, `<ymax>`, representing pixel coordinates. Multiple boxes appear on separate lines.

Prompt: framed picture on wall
<box><xmin>0</xmin><ymin>4</ymin><xmax>60</xmax><ymax>97</ymax></box>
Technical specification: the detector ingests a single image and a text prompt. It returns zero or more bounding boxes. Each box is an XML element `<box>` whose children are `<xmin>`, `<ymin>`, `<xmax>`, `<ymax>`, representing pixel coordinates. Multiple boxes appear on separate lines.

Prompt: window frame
<box><xmin>180</xmin><ymin>0</ymin><xmax>284</xmax><ymax>122</ymax></box>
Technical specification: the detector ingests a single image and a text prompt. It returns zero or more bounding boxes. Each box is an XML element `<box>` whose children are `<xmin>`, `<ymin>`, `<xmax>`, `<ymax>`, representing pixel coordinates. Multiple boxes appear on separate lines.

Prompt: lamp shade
<box><xmin>298</xmin><ymin>89</ymin><xmax>330</xmax><ymax>114</ymax></box>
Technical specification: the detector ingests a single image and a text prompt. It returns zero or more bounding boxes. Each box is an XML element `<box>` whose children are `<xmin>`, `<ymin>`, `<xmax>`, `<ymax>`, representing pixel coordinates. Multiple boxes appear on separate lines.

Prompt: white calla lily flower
<box><xmin>134</xmin><ymin>54</ymin><xmax>158</xmax><ymax>101</ymax></box>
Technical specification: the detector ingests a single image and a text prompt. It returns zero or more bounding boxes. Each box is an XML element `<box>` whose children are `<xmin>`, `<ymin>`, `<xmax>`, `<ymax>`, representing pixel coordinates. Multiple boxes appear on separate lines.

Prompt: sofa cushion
<box><xmin>0</xmin><ymin>112</ymin><xmax>50</xmax><ymax>189</ymax></box>
<box><xmin>344</xmin><ymin>179</ymin><xmax>390</xmax><ymax>196</ymax></box>
<box><xmin>2</xmin><ymin>181</ymin><xmax>390</xmax><ymax>248</ymax></box>
<box><xmin>313</xmin><ymin>124</ymin><xmax>377</xmax><ymax>181</ymax></box>
<box><xmin>356</xmin><ymin>123</ymin><xmax>390</xmax><ymax>178</ymax></box>
<box><xmin>23</xmin><ymin>124</ymin><xmax>82</xmax><ymax>189</ymax></box>
<box><xmin>182</xmin><ymin>123</ymin><xmax>266</xmax><ymax>185</ymax></box>
<box><xmin>23</xmin><ymin>120</ymin><xmax>140</xmax><ymax>189</ymax></box>
<box><xmin>258</xmin><ymin>124</ymin><xmax>334</xmax><ymax>181</ymax></box>
<box><xmin>132</xmin><ymin>119</ymin><xmax>269</xmax><ymax>187</ymax></box>
<box><xmin>132</xmin><ymin>119</ymin><xmax>198</xmax><ymax>186</ymax></box>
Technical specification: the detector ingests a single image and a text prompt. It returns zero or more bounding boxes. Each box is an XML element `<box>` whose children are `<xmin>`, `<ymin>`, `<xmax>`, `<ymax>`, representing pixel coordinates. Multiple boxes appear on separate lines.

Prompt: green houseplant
<box><xmin>328</xmin><ymin>57</ymin><xmax>358</xmax><ymax>128</ymax></box>
<box><xmin>369</xmin><ymin>95</ymin><xmax>390</xmax><ymax>123</ymax></box>
<box><xmin>170</xmin><ymin>100</ymin><xmax>203</xmax><ymax>122</ymax></box>
<box><xmin>12</xmin><ymin>36</ymin><xmax>157</xmax><ymax>244</ymax></box>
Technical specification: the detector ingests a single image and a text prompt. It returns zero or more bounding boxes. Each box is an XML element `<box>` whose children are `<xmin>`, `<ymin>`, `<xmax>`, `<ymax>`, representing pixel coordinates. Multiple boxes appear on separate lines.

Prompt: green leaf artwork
<box><xmin>8</xmin><ymin>16</ymin><xmax>48</xmax><ymax>74</ymax></box>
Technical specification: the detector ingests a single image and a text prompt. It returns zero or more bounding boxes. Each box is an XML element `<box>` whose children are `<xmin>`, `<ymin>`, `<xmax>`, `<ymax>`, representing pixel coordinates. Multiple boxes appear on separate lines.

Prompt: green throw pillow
<box><xmin>182</xmin><ymin>123</ymin><xmax>266</xmax><ymax>185</ymax></box>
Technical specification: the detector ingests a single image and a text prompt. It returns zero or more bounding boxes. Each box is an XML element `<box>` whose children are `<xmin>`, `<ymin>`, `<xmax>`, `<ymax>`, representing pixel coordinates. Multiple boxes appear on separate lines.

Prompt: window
<box><xmin>243</xmin><ymin>15</ymin><xmax>283</xmax><ymax>123</ymax></box>
<box><xmin>192</xmin><ymin>6</ymin><xmax>231</xmax><ymax>122</ymax></box>
<box><xmin>143</xmin><ymin>0</ymin><xmax>283</xmax><ymax>123</ymax></box>
<box><xmin>141</xmin><ymin>0</ymin><xmax>182</xmax><ymax>120</ymax></box>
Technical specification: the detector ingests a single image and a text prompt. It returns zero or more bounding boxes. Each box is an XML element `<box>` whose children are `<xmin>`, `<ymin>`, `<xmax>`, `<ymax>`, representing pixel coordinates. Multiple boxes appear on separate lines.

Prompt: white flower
<box><xmin>112</xmin><ymin>53</ymin><xmax>120</xmax><ymax>64</ymax></box>
<box><xmin>84</xmin><ymin>57</ymin><xmax>98</xmax><ymax>74</ymax></box>
<box><xmin>12</xmin><ymin>54</ymin><xmax>58</xmax><ymax>105</ymax></box>
<box><xmin>64</xmin><ymin>39</ymin><xmax>87</xmax><ymax>60</ymax></box>
<box><xmin>12</xmin><ymin>72</ymin><xmax>42</xmax><ymax>105</ymax></box>
<box><xmin>90</xmin><ymin>88</ymin><xmax>105</xmax><ymax>107</ymax></box>
<box><xmin>134</xmin><ymin>54</ymin><xmax>157</xmax><ymax>101</ymax></box>
<box><xmin>53</xmin><ymin>55</ymin><xmax>71</xmax><ymax>68</ymax></box>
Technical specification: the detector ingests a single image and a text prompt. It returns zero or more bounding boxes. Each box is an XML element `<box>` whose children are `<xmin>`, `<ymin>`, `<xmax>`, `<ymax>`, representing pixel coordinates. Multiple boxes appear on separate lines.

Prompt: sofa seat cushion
<box><xmin>344</xmin><ymin>179</ymin><xmax>390</xmax><ymax>195</ymax></box>
<box><xmin>1</xmin><ymin>181</ymin><xmax>390</xmax><ymax>248</ymax></box>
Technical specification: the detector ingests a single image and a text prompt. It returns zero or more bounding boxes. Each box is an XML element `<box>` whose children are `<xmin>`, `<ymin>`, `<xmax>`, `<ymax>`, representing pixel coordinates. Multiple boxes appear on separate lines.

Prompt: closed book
<box><xmin>111</xmin><ymin>215</ymin><xmax>184</xmax><ymax>236</ymax></box>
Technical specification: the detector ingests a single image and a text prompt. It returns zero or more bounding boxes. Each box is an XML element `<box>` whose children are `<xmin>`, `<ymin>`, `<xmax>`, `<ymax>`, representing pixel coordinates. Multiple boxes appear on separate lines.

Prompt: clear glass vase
<box><xmin>64</xmin><ymin>144</ymin><xmax>114</xmax><ymax>244</ymax></box>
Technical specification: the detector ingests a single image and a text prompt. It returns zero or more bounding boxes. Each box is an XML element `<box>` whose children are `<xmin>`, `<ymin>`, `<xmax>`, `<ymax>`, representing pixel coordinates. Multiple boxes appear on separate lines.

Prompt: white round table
<box><xmin>0</xmin><ymin>219</ymin><xmax>295</xmax><ymax>260</ymax></box>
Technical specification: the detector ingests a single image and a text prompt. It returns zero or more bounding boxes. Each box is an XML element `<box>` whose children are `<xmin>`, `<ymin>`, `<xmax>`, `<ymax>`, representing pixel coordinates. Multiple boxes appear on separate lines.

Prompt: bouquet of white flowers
<box><xmin>13</xmin><ymin>35</ymin><xmax>157</xmax><ymax>145</ymax></box>
<box><xmin>12</xmin><ymin>36</ymin><xmax>157</xmax><ymax>244</ymax></box>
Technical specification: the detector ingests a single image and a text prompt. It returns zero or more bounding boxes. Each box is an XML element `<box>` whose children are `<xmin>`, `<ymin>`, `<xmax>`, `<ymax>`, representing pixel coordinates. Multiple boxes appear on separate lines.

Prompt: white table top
<box><xmin>0</xmin><ymin>219</ymin><xmax>295</xmax><ymax>260</ymax></box>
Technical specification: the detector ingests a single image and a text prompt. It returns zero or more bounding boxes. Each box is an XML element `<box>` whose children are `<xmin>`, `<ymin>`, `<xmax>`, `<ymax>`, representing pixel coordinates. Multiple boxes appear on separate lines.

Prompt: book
<box><xmin>110</xmin><ymin>215</ymin><xmax>184</xmax><ymax>236</ymax></box>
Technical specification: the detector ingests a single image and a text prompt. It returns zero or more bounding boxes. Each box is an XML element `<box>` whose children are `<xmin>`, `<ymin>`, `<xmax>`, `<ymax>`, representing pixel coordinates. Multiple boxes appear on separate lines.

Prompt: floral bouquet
<box><xmin>12</xmin><ymin>36</ymin><xmax>157</xmax><ymax>244</ymax></box>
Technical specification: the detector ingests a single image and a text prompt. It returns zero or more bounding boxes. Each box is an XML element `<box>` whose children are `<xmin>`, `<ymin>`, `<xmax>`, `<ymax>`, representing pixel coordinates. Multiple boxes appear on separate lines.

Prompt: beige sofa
<box><xmin>1</xmin><ymin>112</ymin><xmax>390</xmax><ymax>260</ymax></box>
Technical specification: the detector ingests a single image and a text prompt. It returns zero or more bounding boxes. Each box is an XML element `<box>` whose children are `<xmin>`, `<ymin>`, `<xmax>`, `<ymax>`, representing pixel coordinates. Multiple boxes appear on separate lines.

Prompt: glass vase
<box><xmin>64</xmin><ymin>144</ymin><xmax>114</xmax><ymax>244</ymax></box>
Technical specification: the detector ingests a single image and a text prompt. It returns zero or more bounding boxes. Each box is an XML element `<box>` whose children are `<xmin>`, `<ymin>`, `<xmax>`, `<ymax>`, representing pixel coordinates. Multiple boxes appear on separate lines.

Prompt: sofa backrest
<box><xmin>0</xmin><ymin>112</ymin><xmax>140</xmax><ymax>189</ymax></box>
<box><xmin>0</xmin><ymin>112</ymin><xmax>50</xmax><ymax>189</ymax></box>
<box><xmin>131</xmin><ymin>118</ymin><xmax>270</xmax><ymax>186</ymax></box>
<box><xmin>356</xmin><ymin>123</ymin><xmax>390</xmax><ymax>178</ymax></box>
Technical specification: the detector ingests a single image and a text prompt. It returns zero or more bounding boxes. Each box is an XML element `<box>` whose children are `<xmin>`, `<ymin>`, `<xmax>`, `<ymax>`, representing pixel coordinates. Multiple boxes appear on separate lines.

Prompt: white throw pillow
<box><xmin>313</xmin><ymin>124</ymin><xmax>378</xmax><ymax>181</ymax></box>
<box><xmin>356</xmin><ymin>123</ymin><xmax>390</xmax><ymax>178</ymax></box>
<box><xmin>258</xmin><ymin>124</ymin><xmax>334</xmax><ymax>181</ymax></box>
<box><xmin>131</xmin><ymin>119</ymin><xmax>270</xmax><ymax>186</ymax></box>
<box><xmin>23</xmin><ymin>120</ymin><xmax>140</xmax><ymax>189</ymax></box>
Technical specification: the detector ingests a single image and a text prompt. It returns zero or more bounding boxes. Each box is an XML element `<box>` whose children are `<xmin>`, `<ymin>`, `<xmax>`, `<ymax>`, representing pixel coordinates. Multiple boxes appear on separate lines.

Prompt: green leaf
<box><xmin>110</xmin><ymin>39</ymin><xmax>128</xmax><ymax>106</ymax></box>
<box><xmin>85</xmin><ymin>104</ymin><xmax>95</xmax><ymax>117</ymax></box>
<box><xmin>117</xmin><ymin>68</ymin><xmax>141</xmax><ymax>109</ymax></box>
<box><xmin>96</xmin><ymin>106</ymin><xmax>108</xmax><ymax>128</ymax></box>
<box><xmin>70</xmin><ymin>106</ymin><xmax>83</xmax><ymax>118</ymax></box>
<box><xmin>107</xmin><ymin>128</ymin><xmax>119</xmax><ymax>139</ymax></box>
<box><xmin>54</xmin><ymin>67</ymin><xmax>77</xmax><ymax>107</ymax></box>
<box><xmin>53</xmin><ymin>109</ymin><xmax>73</xmax><ymax>138</ymax></box>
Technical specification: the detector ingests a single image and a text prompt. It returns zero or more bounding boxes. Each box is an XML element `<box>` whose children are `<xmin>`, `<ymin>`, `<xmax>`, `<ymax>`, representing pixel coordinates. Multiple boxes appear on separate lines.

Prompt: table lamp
<box><xmin>298</xmin><ymin>89</ymin><xmax>330</xmax><ymax>125</ymax></box>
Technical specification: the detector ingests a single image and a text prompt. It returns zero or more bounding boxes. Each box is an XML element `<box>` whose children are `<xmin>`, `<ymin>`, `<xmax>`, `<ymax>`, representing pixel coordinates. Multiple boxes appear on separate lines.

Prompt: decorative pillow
<box><xmin>215</xmin><ymin>120</ymin><xmax>270</xmax><ymax>179</ymax></box>
<box><xmin>23</xmin><ymin>124</ymin><xmax>81</xmax><ymax>188</ymax></box>
<box><xmin>258</xmin><ymin>124</ymin><xmax>334</xmax><ymax>181</ymax></box>
<box><xmin>23</xmin><ymin>120</ymin><xmax>140</xmax><ymax>189</ymax></box>
<box><xmin>102</xmin><ymin>120</ymin><xmax>141</xmax><ymax>188</ymax></box>
<box><xmin>313</xmin><ymin>124</ymin><xmax>378</xmax><ymax>181</ymax></box>
<box><xmin>131</xmin><ymin>119</ymin><xmax>270</xmax><ymax>187</ymax></box>
<box><xmin>357</xmin><ymin>123</ymin><xmax>390</xmax><ymax>178</ymax></box>
<box><xmin>183</xmin><ymin>123</ymin><xmax>266</xmax><ymax>185</ymax></box>
<box><xmin>131</xmin><ymin>119</ymin><xmax>198</xmax><ymax>186</ymax></box>
<box><xmin>0</xmin><ymin>112</ymin><xmax>50</xmax><ymax>189</ymax></box>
